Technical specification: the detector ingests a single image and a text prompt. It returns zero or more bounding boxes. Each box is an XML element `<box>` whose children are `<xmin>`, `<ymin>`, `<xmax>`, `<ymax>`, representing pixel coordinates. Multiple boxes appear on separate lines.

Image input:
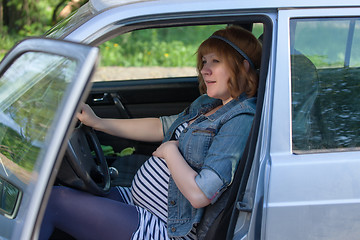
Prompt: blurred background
<box><xmin>0</xmin><ymin>0</ymin><xmax>263</xmax><ymax>70</ymax></box>
<box><xmin>0</xmin><ymin>0</ymin><xmax>87</xmax><ymax>60</ymax></box>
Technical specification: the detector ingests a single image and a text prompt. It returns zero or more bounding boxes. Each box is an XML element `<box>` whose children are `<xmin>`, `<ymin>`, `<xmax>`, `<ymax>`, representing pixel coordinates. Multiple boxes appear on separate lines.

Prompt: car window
<box><xmin>94</xmin><ymin>24</ymin><xmax>263</xmax><ymax>81</ymax></box>
<box><xmin>0</xmin><ymin>52</ymin><xmax>76</xmax><ymax>218</ymax></box>
<box><xmin>0</xmin><ymin>178</ymin><xmax>20</xmax><ymax>219</ymax></box>
<box><xmin>46</xmin><ymin>3</ymin><xmax>94</xmax><ymax>39</ymax></box>
<box><xmin>290</xmin><ymin>18</ymin><xmax>360</xmax><ymax>153</ymax></box>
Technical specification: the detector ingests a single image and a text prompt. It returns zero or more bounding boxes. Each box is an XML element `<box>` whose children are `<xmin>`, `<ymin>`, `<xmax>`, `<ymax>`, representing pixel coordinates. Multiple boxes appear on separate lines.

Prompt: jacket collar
<box><xmin>205</xmin><ymin>93</ymin><xmax>250</xmax><ymax>121</ymax></box>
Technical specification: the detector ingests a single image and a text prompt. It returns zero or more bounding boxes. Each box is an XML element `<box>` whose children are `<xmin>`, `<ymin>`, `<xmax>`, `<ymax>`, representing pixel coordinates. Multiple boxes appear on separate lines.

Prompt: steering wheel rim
<box><xmin>59</xmin><ymin>123</ymin><xmax>111</xmax><ymax>196</ymax></box>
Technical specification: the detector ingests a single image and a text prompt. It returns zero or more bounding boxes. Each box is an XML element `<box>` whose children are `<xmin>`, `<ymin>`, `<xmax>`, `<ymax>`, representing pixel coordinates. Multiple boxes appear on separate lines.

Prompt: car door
<box><xmin>76</xmin><ymin>22</ymin><xmax>266</xmax><ymax>188</ymax></box>
<box><xmin>263</xmin><ymin>8</ymin><xmax>360</xmax><ymax>239</ymax></box>
<box><xmin>87</xmin><ymin>76</ymin><xmax>200</xmax><ymax>156</ymax></box>
<box><xmin>0</xmin><ymin>38</ymin><xmax>98</xmax><ymax>240</ymax></box>
<box><xmin>87</xmin><ymin>76</ymin><xmax>200</xmax><ymax>187</ymax></box>
<box><xmin>47</xmin><ymin>2</ymin><xmax>273</xmax><ymax>238</ymax></box>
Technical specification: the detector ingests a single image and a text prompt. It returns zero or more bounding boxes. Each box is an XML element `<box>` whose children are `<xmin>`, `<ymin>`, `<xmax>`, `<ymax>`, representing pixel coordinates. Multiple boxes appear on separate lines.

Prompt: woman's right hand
<box><xmin>76</xmin><ymin>103</ymin><xmax>164</xmax><ymax>142</ymax></box>
<box><xmin>77</xmin><ymin>103</ymin><xmax>101</xmax><ymax>128</ymax></box>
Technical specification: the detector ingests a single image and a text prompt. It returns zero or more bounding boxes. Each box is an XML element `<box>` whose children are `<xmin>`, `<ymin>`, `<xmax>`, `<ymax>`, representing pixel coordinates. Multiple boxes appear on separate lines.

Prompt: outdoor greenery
<box><xmin>98</xmin><ymin>24</ymin><xmax>263</xmax><ymax>67</ymax></box>
<box><xmin>99</xmin><ymin>26</ymin><xmax>225</xmax><ymax>67</ymax></box>
<box><xmin>0</xmin><ymin>0</ymin><xmax>86</xmax><ymax>60</ymax></box>
<box><xmin>0</xmin><ymin>0</ymin><xmax>264</xmax><ymax>67</ymax></box>
<box><xmin>0</xmin><ymin>52</ymin><xmax>73</xmax><ymax>171</ymax></box>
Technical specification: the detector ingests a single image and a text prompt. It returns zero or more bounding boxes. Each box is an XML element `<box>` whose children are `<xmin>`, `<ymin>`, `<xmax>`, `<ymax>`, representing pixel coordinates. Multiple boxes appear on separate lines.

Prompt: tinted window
<box><xmin>290</xmin><ymin>18</ymin><xmax>360</xmax><ymax>153</ymax></box>
<box><xmin>0</xmin><ymin>52</ymin><xmax>76</xmax><ymax>216</ymax></box>
<box><xmin>0</xmin><ymin>178</ymin><xmax>20</xmax><ymax>218</ymax></box>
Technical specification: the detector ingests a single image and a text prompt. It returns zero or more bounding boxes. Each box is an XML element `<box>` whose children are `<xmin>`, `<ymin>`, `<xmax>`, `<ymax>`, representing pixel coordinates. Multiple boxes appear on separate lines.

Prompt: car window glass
<box><xmin>290</xmin><ymin>18</ymin><xmax>360</xmax><ymax>153</ymax></box>
<box><xmin>46</xmin><ymin>3</ymin><xmax>93</xmax><ymax>39</ymax></box>
<box><xmin>350</xmin><ymin>20</ymin><xmax>360</xmax><ymax>67</ymax></box>
<box><xmin>94</xmin><ymin>24</ymin><xmax>263</xmax><ymax>81</ymax></box>
<box><xmin>0</xmin><ymin>178</ymin><xmax>20</xmax><ymax>219</ymax></box>
<box><xmin>0</xmin><ymin>52</ymin><xmax>76</xmax><ymax>217</ymax></box>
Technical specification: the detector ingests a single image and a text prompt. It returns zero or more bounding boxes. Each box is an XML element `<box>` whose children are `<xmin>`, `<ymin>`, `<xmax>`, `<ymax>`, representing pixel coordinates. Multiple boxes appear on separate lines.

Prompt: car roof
<box><xmin>90</xmin><ymin>0</ymin><xmax>360</xmax><ymax>13</ymax></box>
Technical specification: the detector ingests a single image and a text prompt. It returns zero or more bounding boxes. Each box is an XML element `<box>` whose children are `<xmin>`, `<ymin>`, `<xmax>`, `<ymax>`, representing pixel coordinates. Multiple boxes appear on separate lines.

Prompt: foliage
<box><xmin>2</xmin><ymin>0</ymin><xmax>53</xmax><ymax>32</ymax></box>
<box><xmin>0</xmin><ymin>52</ymin><xmax>72</xmax><ymax>171</ymax></box>
<box><xmin>99</xmin><ymin>27</ymin><xmax>207</xmax><ymax>67</ymax></box>
<box><xmin>0</xmin><ymin>1</ymin><xmax>264</xmax><ymax>67</ymax></box>
<box><xmin>0</xmin><ymin>32</ymin><xmax>22</xmax><ymax>59</ymax></box>
<box><xmin>0</xmin><ymin>0</ymin><xmax>85</xmax><ymax>60</ymax></box>
<box><xmin>98</xmin><ymin>24</ymin><xmax>264</xmax><ymax>67</ymax></box>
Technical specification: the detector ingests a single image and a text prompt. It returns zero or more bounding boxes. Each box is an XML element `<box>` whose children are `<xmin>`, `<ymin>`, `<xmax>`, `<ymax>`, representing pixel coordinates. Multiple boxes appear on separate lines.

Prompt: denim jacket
<box><xmin>160</xmin><ymin>93</ymin><xmax>256</xmax><ymax>237</ymax></box>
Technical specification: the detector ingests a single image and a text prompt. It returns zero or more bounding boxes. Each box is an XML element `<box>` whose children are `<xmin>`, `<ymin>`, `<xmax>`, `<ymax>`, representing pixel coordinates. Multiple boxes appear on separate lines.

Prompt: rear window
<box><xmin>290</xmin><ymin>18</ymin><xmax>360</xmax><ymax>153</ymax></box>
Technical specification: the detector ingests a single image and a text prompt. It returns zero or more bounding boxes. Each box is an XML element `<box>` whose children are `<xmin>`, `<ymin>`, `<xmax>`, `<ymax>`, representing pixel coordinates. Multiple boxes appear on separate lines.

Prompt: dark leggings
<box><xmin>39</xmin><ymin>186</ymin><xmax>139</xmax><ymax>240</ymax></box>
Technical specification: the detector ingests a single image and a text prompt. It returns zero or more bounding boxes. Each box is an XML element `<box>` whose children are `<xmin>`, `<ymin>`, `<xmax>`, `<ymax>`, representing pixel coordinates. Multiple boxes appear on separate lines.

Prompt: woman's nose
<box><xmin>201</xmin><ymin>65</ymin><xmax>211</xmax><ymax>75</ymax></box>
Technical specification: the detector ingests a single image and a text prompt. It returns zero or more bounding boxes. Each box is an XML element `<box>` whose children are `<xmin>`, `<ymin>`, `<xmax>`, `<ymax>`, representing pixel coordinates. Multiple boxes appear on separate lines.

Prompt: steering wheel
<box><xmin>57</xmin><ymin>123</ymin><xmax>111</xmax><ymax>196</ymax></box>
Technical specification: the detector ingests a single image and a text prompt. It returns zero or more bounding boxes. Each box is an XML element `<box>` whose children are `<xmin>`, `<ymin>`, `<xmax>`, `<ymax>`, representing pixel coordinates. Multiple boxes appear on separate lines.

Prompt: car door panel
<box><xmin>86</xmin><ymin>77</ymin><xmax>200</xmax><ymax>155</ymax></box>
<box><xmin>0</xmin><ymin>38</ymin><xmax>98</xmax><ymax>240</ymax></box>
<box><xmin>264</xmin><ymin>9</ymin><xmax>360</xmax><ymax>240</ymax></box>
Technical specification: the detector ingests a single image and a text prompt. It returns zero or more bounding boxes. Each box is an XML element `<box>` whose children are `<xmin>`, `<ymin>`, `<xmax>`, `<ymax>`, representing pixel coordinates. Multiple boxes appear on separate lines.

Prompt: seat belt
<box><xmin>203</xmin><ymin>123</ymin><xmax>253</xmax><ymax>240</ymax></box>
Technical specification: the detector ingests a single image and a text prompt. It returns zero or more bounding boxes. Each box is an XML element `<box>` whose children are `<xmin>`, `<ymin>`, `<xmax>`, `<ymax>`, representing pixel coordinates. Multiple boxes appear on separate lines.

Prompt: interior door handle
<box><xmin>92</xmin><ymin>93</ymin><xmax>109</xmax><ymax>103</ymax></box>
<box><xmin>110</xmin><ymin>93</ymin><xmax>130</xmax><ymax>119</ymax></box>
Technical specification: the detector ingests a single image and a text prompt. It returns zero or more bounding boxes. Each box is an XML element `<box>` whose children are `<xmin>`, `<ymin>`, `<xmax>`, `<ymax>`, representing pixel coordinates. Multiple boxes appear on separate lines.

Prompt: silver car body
<box><xmin>0</xmin><ymin>0</ymin><xmax>359</xmax><ymax>239</ymax></box>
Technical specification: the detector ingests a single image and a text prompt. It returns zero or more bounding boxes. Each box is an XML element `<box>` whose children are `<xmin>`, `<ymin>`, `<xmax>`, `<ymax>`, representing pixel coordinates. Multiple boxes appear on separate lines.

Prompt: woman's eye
<box><xmin>213</xmin><ymin>59</ymin><xmax>220</xmax><ymax>63</ymax></box>
<box><xmin>202</xmin><ymin>60</ymin><xmax>207</xmax><ymax>64</ymax></box>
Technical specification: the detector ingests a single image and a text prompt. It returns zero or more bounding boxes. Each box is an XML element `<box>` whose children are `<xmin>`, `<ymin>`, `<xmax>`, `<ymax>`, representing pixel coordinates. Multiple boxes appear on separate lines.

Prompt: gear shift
<box><xmin>108</xmin><ymin>167</ymin><xmax>119</xmax><ymax>180</ymax></box>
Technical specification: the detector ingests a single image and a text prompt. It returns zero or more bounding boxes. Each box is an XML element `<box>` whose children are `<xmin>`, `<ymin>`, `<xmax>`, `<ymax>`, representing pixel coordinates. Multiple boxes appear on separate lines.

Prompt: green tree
<box><xmin>0</xmin><ymin>0</ymin><xmax>86</xmax><ymax>60</ymax></box>
<box><xmin>1</xmin><ymin>0</ymin><xmax>86</xmax><ymax>34</ymax></box>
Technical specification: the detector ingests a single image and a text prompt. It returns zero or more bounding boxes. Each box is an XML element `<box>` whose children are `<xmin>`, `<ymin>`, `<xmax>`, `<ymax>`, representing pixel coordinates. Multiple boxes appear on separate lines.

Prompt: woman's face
<box><xmin>201</xmin><ymin>53</ymin><xmax>233</xmax><ymax>104</ymax></box>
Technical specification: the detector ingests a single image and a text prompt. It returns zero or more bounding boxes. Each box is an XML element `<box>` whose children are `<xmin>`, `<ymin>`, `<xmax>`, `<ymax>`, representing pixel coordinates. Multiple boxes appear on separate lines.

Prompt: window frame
<box><xmin>290</xmin><ymin>16</ymin><xmax>360</xmax><ymax>153</ymax></box>
<box><xmin>0</xmin><ymin>38</ymin><xmax>99</xmax><ymax>240</ymax></box>
<box><xmin>264</xmin><ymin>9</ymin><xmax>360</xmax><ymax>240</ymax></box>
<box><xmin>272</xmin><ymin>7</ymin><xmax>360</xmax><ymax>155</ymax></box>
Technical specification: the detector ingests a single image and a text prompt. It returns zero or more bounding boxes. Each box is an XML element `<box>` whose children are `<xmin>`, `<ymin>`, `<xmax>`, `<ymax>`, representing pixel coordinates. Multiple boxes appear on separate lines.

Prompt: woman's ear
<box><xmin>243</xmin><ymin>60</ymin><xmax>250</xmax><ymax>72</ymax></box>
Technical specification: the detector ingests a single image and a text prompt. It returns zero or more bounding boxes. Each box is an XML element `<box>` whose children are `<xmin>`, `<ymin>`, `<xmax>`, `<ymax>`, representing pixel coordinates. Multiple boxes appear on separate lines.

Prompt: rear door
<box><xmin>0</xmin><ymin>38</ymin><xmax>98</xmax><ymax>240</ymax></box>
<box><xmin>265</xmin><ymin>8</ymin><xmax>360</xmax><ymax>239</ymax></box>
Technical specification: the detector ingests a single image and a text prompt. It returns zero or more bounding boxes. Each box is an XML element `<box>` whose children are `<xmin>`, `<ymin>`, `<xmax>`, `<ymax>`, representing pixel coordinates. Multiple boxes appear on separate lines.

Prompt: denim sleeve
<box><xmin>159</xmin><ymin>114</ymin><xmax>179</xmax><ymax>136</ymax></box>
<box><xmin>195</xmin><ymin>113</ymin><xmax>254</xmax><ymax>204</ymax></box>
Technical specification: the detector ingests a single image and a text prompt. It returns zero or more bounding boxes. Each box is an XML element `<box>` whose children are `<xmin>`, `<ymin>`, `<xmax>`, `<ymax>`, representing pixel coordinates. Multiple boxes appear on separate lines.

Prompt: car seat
<box><xmin>291</xmin><ymin>49</ymin><xmax>322</xmax><ymax>151</ymax></box>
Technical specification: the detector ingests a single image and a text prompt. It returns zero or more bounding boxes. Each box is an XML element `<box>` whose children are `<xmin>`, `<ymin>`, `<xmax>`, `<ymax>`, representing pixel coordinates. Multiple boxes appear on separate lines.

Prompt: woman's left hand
<box><xmin>152</xmin><ymin>140</ymin><xmax>179</xmax><ymax>160</ymax></box>
<box><xmin>154</xmin><ymin>140</ymin><xmax>211</xmax><ymax>208</ymax></box>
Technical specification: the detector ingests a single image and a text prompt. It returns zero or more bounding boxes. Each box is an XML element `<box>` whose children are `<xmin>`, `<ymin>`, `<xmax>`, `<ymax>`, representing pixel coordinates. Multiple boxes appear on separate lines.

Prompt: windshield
<box><xmin>45</xmin><ymin>2</ymin><xmax>94</xmax><ymax>39</ymax></box>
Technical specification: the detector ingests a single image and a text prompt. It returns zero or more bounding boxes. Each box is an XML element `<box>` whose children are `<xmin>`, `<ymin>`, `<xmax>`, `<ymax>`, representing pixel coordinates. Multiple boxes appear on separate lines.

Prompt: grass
<box><xmin>0</xmin><ymin>34</ymin><xmax>23</xmax><ymax>60</ymax></box>
<box><xmin>0</xmin><ymin>23</ymin><xmax>51</xmax><ymax>61</ymax></box>
<box><xmin>98</xmin><ymin>24</ymin><xmax>264</xmax><ymax>67</ymax></box>
<box><xmin>1</xmin><ymin>24</ymin><xmax>264</xmax><ymax>67</ymax></box>
<box><xmin>98</xmin><ymin>25</ymin><xmax>227</xmax><ymax>67</ymax></box>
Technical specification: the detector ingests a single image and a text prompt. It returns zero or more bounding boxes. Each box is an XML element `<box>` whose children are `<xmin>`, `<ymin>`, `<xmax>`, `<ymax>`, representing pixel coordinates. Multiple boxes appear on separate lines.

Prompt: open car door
<box><xmin>0</xmin><ymin>38</ymin><xmax>98</xmax><ymax>240</ymax></box>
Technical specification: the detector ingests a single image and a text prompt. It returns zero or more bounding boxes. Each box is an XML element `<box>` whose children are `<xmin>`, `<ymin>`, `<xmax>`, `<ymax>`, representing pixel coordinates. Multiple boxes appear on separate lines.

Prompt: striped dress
<box><xmin>115</xmin><ymin>122</ymin><xmax>197</xmax><ymax>240</ymax></box>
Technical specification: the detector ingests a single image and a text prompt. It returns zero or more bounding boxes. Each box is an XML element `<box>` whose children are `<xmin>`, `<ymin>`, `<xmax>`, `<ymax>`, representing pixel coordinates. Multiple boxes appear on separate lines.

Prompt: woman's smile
<box><xmin>201</xmin><ymin>53</ymin><xmax>233</xmax><ymax>104</ymax></box>
<box><xmin>205</xmin><ymin>79</ymin><xmax>216</xmax><ymax>85</ymax></box>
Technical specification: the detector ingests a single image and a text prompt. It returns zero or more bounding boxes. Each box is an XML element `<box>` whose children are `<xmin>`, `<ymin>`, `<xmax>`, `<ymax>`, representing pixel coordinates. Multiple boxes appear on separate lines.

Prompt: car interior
<box><xmin>50</xmin><ymin>16</ymin><xmax>273</xmax><ymax>239</ymax></box>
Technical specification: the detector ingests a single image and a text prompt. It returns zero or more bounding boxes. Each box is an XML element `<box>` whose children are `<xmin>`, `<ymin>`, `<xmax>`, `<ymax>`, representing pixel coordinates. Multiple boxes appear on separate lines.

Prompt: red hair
<box><xmin>197</xmin><ymin>26</ymin><xmax>262</xmax><ymax>98</ymax></box>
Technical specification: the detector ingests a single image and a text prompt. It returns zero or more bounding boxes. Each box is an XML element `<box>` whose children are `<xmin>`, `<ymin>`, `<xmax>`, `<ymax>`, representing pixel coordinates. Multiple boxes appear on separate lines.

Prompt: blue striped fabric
<box><xmin>132</xmin><ymin>156</ymin><xmax>169</xmax><ymax>222</ymax></box>
<box><xmin>116</xmin><ymin>122</ymin><xmax>198</xmax><ymax>239</ymax></box>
